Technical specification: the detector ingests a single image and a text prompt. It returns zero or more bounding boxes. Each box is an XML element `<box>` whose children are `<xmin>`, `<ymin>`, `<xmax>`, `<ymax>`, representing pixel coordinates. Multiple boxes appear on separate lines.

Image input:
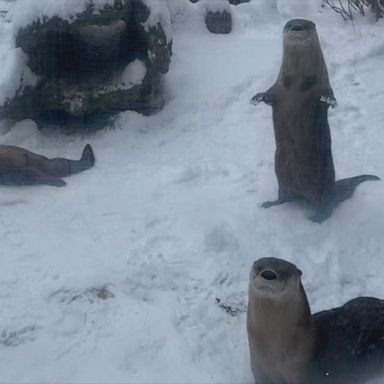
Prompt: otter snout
<box><xmin>292</xmin><ymin>25</ymin><xmax>303</xmax><ymax>31</ymax></box>
<box><xmin>261</xmin><ymin>270</ymin><xmax>277</xmax><ymax>280</ymax></box>
<box><xmin>251</xmin><ymin>257</ymin><xmax>303</xmax><ymax>284</ymax></box>
<box><xmin>283</xmin><ymin>19</ymin><xmax>315</xmax><ymax>34</ymax></box>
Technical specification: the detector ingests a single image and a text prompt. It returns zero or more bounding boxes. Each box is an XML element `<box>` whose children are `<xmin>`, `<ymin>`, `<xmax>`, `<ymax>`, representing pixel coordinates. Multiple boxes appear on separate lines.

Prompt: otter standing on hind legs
<box><xmin>250</xmin><ymin>19</ymin><xmax>379</xmax><ymax>222</ymax></box>
<box><xmin>247</xmin><ymin>257</ymin><xmax>384</xmax><ymax>384</ymax></box>
<box><xmin>0</xmin><ymin>144</ymin><xmax>95</xmax><ymax>187</ymax></box>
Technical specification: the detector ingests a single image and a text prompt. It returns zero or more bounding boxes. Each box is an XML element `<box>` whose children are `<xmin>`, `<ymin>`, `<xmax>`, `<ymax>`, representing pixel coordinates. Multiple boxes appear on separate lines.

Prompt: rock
<box><xmin>2</xmin><ymin>0</ymin><xmax>172</xmax><ymax>125</ymax></box>
<box><xmin>205</xmin><ymin>9</ymin><xmax>232</xmax><ymax>34</ymax></box>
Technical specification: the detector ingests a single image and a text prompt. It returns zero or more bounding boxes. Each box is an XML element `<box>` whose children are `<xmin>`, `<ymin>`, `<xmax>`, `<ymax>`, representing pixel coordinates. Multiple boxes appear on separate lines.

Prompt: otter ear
<box><xmin>297</xmin><ymin>268</ymin><xmax>302</xmax><ymax>276</ymax></box>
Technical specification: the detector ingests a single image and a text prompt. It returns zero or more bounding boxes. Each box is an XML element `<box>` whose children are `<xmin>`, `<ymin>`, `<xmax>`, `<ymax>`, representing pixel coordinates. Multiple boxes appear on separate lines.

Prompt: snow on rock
<box><xmin>0</xmin><ymin>47</ymin><xmax>39</xmax><ymax>105</ymax></box>
<box><xmin>203</xmin><ymin>0</ymin><xmax>232</xmax><ymax>35</ymax></box>
<box><xmin>142</xmin><ymin>0</ymin><xmax>172</xmax><ymax>44</ymax></box>
<box><xmin>121</xmin><ymin>60</ymin><xmax>147</xmax><ymax>88</ymax></box>
<box><xmin>201</xmin><ymin>0</ymin><xmax>231</xmax><ymax>13</ymax></box>
<box><xmin>9</xmin><ymin>0</ymin><xmax>115</xmax><ymax>30</ymax></box>
<box><xmin>166</xmin><ymin>0</ymin><xmax>193</xmax><ymax>24</ymax></box>
<box><xmin>78</xmin><ymin>20</ymin><xmax>126</xmax><ymax>47</ymax></box>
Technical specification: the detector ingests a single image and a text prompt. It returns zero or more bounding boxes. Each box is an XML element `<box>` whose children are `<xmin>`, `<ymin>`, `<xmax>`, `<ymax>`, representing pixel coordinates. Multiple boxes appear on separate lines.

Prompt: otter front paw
<box><xmin>320</xmin><ymin>94</ymin><xmax>337</xmax><ymax>108</ymax></box>
<box><xmin>250</xmin><ymin>92</ymin><xmax>273</xmax><ymax>106</ymax></box>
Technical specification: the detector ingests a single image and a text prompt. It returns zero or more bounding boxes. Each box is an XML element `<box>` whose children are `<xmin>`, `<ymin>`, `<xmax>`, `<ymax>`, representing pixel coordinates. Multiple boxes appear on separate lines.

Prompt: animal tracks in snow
<box><xmin>48</xmin><ymin>285</ymin><xmax>114</xmax><ymax>305</ymax></box>
<box><xmin>0</xmin><ymin>325</ymin><xmax>39</xmax><ymax>347</ymax></box>
<box><xmin>171</xmin><ymin>163</ymin><xmax>231</xmax><ymax>185</ymax></box>
<box><xmin>204</xmin><ymin>224</ymin><xmax>239</xmax><ymax>254</ymax></box>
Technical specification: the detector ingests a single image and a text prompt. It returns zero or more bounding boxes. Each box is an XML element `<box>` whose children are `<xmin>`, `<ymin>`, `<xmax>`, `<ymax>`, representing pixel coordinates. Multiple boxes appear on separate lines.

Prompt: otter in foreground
<box><xmin>247</xmin><ymin>257</ymin><xmax>384</xmax><ymax>384</ymax></box>
<box><xmin>0</xmin><ymin>144</ymin><xmax>95</xmax><ymax>186</ymax></box>
<box><xmin>250</xmin><ymin>19</ymin><xmax>379</xmax><ymax>222</ymax></box>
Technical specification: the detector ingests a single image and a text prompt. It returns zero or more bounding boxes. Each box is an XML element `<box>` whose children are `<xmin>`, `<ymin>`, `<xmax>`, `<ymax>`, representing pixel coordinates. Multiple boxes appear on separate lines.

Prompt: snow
<box><xmin>0</xmin><ymin>0</ymin><xmax>384</xmax><ymax>383</ymax></box>
<box><xmin>142</xmin><ymin>0</ymin><xmax>172</xmax><ymax>44</ymax></box>
<box><xmin>121</xmin><ymin>60</ymin><xmax>147</xmax><ymax>88</ymax></box>
<box><xmin>0</xmin><ymin>47</ymin><xmax>39</xmax><ymax>105</ymax></box>
<box><xmin>79</xmin><ymin>20</ymin><xmax>127</xmax><ymax>47</ymax></box>
<box><xmin>201</xmin><ymin>0</ymin><xmax>231</xmax><ymax>13</ymax></box>
<box><xmin>9</xmin><ymin>0</ymin><xmax>115</xmax><ymax>29</ymax></box>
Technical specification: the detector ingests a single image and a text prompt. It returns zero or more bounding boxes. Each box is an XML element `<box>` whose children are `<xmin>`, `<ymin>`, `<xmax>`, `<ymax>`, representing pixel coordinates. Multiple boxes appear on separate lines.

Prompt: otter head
<box><xmin>249</xmin><ymin>257</ymin><xmax>302</xmax><ymax>299</ymax></box>
<box><xmin>279</xmin><ymin>19</ymin><xmax>327</xmax><ymax>84</ymax></box>
<box><xmin>247</xmin><ymin>258</ymin><xmax>313</xmax><ymax>384</ymax></box>
<box><xmin>283</xmin><ymin>19</ymin><xmax>317</xmax><ymax>47</ymax></box>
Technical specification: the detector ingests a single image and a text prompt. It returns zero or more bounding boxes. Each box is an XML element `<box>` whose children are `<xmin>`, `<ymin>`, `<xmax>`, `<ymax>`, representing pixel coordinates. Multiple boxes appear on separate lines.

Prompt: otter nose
<box><xmin>261</xmin><ymin>270</ymin><xmax>277</xmax><ymax>280</ymax></box>
<box><xmin>291</xmin><ymin>25</ymin><xmax>304</xmax><ymax>32</ymax></box>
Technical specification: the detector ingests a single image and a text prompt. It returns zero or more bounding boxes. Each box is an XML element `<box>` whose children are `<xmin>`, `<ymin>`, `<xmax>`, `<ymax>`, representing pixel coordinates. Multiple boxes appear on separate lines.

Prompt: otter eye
<box><xmin>261</xmin><ymin>270</ymin><xmax>277</xmax><ymax>280</ymax></box>
<box><xmin>297</xmin><ymin>269</ymin><xmax>302</xmax><ymax>277</ymax></box>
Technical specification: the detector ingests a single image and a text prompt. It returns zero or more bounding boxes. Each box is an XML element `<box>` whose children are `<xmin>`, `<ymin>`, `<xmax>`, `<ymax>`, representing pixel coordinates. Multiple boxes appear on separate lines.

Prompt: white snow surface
<box><xmin>121</xmin><ymin>60</ymin><xmax>147</xmax><ymax>88</ymax></box>
<box><xmin>0</xmin><ymin>0</ymin><xmax>384</xmax><ymax>383</ymax></box>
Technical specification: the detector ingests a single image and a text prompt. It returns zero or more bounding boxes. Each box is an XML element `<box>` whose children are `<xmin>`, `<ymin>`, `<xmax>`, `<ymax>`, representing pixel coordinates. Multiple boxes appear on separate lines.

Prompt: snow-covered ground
<box><xmin>1</xmin><ymin>0</ymin><xmax>384</xmax><ymax>382</ymax></box>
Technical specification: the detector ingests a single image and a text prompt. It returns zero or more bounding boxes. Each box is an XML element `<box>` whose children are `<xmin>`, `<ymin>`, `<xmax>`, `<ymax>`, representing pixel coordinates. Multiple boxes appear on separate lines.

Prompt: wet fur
<box><xmin>247</xmin><ymin>259</ymin><xmax>314</xmax><ymax>383</ymax></box>
<box><xmin>0</xmin><ymin>144</ymin><xmax>95</xmax><ymax>187</ymax></box>
<box><xmin>251</xmin><ymin>19</ymin><xmax>379</xmax><ymax>222</ymax></box>
<box><xmin>311</xmin><ymin>297</ymin><xmax>384</xmax><ymax>383</ymax></box>
<box><xmin>247</xmin><ymin>257</ymin><xmax>384</xmax><ymax>384</ymax></box>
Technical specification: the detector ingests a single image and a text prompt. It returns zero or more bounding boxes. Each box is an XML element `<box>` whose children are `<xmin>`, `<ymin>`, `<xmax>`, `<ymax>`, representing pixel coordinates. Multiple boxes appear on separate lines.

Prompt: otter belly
<box><xmin>275</xmin><ymin>145</ymin><xmax>327</xmax><ymax>203</ymax></box>
<box><xmin>272</xmin><ymin>101</ymin><xmax>335</xmax><ymax>204</ymax></box>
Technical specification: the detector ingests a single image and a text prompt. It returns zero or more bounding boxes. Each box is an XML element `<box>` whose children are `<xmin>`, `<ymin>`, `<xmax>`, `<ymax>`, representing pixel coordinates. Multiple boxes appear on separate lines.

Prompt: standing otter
<box><xmin>247</xmin><ymin>257</ymin><xmax>384</xmax><ymax>384</ymax></box>
<box><xmin>0</xmin><ymin>144</ymin><xmax>95</xmax><ymax>186</ymax></box>
<box><xmin>250</xmin><ymin>19</ymin><xmax>379</xmax><ymax>222</ymax></box>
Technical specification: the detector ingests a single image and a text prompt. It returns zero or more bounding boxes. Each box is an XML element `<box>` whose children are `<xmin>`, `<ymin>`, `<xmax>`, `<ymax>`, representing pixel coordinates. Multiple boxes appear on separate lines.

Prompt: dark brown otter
<box><xmin>0</xmin><ymin>144</ymin><xmax>95</xmax><ymax>186</ymax></box>
<box><xmin>250</xmin><ymin>19</ymin><xmax>379</xmax><ymax>222</ymax></box>
<box><xmin>247</xmin><ymin>257</ymin><xmax>384</xmax><ymax>384</ymax></box>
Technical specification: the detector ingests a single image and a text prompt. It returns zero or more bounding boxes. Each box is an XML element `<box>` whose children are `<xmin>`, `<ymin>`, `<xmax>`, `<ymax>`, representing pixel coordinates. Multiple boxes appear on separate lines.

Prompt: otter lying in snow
<box><xmin>0</xmin><ymin>144</ymin><xmax>95</xmax><ymax>187</ymax></box>
<box><xmin>247</xmin><ymin>257</ymin><xmax>384</xmax><ymax>384</ymax></box>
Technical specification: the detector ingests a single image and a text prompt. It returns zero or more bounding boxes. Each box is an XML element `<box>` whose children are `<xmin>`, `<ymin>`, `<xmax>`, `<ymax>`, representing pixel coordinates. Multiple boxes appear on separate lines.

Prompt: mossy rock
<box><xmin>3</xmin><ymin>0</ymin><xmax>172</xmax><ymax>126</ymax></box>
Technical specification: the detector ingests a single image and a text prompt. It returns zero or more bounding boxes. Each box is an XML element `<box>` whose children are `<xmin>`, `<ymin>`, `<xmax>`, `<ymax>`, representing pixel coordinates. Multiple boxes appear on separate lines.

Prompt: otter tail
<box><xmin>334</xmin><ymin>174</ymin><xmax>380</xmax><ymax>205</ymax></box>
<box><xmin>80</xmin><ymin>144</ymin><xmax>95</xmax><ymax>169</ymax></box>
<box><xmin>67</xmin><ymin>144</ymin><xmax>95</xmax><ymax>175</ymax></box>
<box><xmin>311</xmin><ymin>174</ymin><xmax>380</xmax><ymax>223</ymax></box>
